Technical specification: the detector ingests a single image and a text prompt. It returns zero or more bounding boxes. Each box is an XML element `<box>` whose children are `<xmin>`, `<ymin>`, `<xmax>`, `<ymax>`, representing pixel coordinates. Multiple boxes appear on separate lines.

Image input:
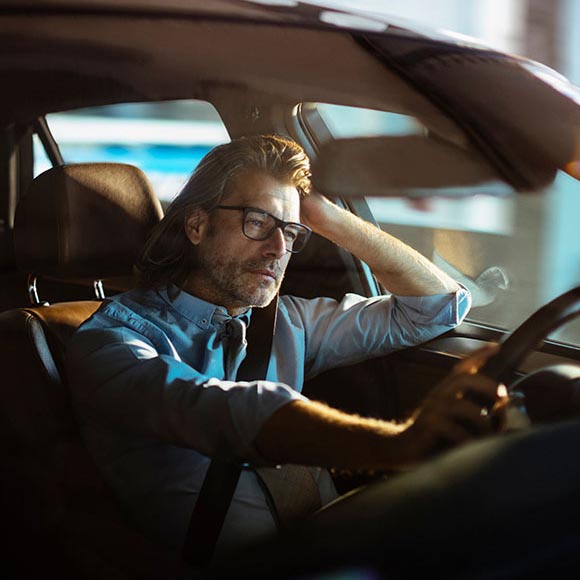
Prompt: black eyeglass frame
<box><xmin>214</xmin><ymin>205</ymin><xmax>312</xmax><ymax>254</ymax></box>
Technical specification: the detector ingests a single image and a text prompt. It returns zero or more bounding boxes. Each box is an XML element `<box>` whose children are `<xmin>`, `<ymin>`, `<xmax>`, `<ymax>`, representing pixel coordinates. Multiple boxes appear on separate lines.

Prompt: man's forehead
<box><xmin>224</xmin><ymin>169</ymin><xmax>300</xmax><ymax>212</ymax></box>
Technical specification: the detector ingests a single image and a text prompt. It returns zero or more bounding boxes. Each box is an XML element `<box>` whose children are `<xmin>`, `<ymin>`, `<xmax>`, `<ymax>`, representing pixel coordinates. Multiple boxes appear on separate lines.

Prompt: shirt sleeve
<box><xmin>283</xmin><ymin>285</ymin><xmax>471</xmax><ymax>379</ymax></box>
<box><xmin>66</xmin><ymin>324</ymin><xmax>306</xmax><ymax>464</ymax></box>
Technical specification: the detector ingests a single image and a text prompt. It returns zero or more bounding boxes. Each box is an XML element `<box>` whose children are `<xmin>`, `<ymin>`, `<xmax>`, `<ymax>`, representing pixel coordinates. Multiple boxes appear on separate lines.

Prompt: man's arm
<box><xmin>300</xmin><ymin>193</ymin><xmax>459</xmax><ymax>296</ymax></box>
<box><xmin>67</xmin><ymin>324</ymin><xmax>306</xmax><ymax>462</ymax></box>
<box><xmin>256</xmin><ymin>349</ymin><xmax>505</xmax><ymax>471</ymax></box>
<box><xmin>258</xmin><ymin>194</ymin><xmax>483</xmax><ymax>470</ymax></box>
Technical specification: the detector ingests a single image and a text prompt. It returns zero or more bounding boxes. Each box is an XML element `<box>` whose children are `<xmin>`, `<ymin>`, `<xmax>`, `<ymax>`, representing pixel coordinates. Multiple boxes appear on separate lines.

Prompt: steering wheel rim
<box><xmin>479</xmin><ymin>286</ymin><xmax>580</xmax><ymax>385</ymax></box>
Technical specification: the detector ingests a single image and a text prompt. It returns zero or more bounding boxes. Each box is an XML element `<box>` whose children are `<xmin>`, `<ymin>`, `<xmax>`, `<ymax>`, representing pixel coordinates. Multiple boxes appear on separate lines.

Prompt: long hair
<box><xmin>136</xmin><ymin>134</ymin><xmax>311</xmax><ymax>291</ymax></box>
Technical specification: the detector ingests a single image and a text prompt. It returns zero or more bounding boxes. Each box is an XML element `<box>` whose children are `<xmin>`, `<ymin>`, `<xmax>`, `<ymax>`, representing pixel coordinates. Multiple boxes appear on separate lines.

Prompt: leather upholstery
<box><xmin>1</xmin><ymin>164</ymin><xmax>187</xmax><ymax>577</ymax></box>
<box><xmin>14</xmin><ymin>163</ymin><xmax>163</xmax><ymax>278</ymax></box>
<box><xmin>25</xmin><ymin>300</ymin><xmax>102</xmax><ymax>376</ymax></box>
<box><xmin>0</xmin><ymin>304</ymin><xmax>189</xmax><ymax>579</ymax></box>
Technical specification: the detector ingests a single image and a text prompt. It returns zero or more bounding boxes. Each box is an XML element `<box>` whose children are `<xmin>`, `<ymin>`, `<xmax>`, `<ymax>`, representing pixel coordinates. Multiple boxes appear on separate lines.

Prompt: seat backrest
<box><xmin>1</xmin><ymin>164</ymin><xmax>190</xmax><ymax>579</ymax></box>
<box><xmin>15</xmin><ymin>162</ymin><xmax>163</xmax><ymax>280</ymax></box>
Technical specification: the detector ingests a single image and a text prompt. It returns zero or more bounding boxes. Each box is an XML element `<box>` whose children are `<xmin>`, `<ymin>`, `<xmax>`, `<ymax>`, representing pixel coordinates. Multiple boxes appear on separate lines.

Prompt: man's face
<box><xmin>185</xmin><ymin>169</ymin><xmax>301</xmax><ymax>314</ymax></box>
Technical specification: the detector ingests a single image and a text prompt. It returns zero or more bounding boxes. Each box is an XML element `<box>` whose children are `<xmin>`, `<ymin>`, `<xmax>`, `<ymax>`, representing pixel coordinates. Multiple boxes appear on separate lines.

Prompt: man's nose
<box><xmin>262</xmin><ymin>227</ymin><xmax>287</xmax><ymax>258</ymax></box>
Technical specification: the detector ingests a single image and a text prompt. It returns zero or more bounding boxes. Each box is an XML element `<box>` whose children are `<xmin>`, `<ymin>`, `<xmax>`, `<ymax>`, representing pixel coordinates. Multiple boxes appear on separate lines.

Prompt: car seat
<box><xmin>0</xmin><ymin>163</ymin><xmax>191</xmax><ymax>579</ymax></box>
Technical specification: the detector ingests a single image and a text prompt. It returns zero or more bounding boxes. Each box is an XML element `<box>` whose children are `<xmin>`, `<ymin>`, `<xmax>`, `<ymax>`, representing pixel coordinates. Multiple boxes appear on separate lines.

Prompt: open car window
<box><xmin>306</xmin><ymin>102</ymin><xmax>580</xmax><ymax>348</ymax></box>
<box><xmin>34</xmin><ymin>100</ymin><xmax>230</xmax><ymax>204</ymax></box>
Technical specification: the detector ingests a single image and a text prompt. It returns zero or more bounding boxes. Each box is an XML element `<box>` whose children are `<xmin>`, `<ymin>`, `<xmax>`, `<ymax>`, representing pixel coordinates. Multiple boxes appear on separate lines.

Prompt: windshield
<box><xmin>313</xmin><ymin>103</ymin><xmax>580</xmax><ymax>348</ymax></box>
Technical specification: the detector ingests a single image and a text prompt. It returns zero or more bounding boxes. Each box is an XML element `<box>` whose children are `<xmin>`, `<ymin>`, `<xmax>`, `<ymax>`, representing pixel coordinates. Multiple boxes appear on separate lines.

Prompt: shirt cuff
<box><xmin>220</xmin><ymin>379</ymin><xmax>307</xmax><ymax>464</ymax></box>
<box><xmin>394</xmin><ymin>284</ymin><xmax>471</xmax><ymax>328</ymax></box>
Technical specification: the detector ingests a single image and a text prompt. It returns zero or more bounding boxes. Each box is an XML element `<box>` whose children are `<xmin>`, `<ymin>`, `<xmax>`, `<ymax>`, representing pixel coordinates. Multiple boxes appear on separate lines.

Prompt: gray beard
<box><xmin>194</xmin><ymin>252</ymin><xmax>284</xmax><ymax>309</ymax></box>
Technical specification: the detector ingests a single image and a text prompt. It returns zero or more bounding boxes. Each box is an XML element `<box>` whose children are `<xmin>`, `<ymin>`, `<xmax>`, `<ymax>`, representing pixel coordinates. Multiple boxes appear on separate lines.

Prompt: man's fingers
<box><xmin>453</xmin><ymin>344</ymin><xmax>500</xmax><ymax>375</ymax></box>
<box><xmin>404</xmin><ymin>357</ymin><xmax>509</xmax><ymax>463</ymax></box>
<box><xmin>429</xmin><ymin>408</ymin><xmax>495</xmax><ymax>446</ymax></box>
<box><xmin>431</xmin><ymin>421</ymin><xmax>474</xmax><ymax>448</ymax></box>
<box><xmin>433</xmin><ymin>372</ymin><xmax>503</xmax><ymax>409</ymax></box>
<box><xmin>449</xmin><ymin>399</ymin><xmax>497</xmax><ymax>436</ymax></box>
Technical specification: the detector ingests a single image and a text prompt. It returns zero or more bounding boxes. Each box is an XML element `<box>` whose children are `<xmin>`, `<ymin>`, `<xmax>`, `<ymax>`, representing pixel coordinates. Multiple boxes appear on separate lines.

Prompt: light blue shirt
<box><xmin>66</xmin><ymin>286</ymin><xmax>470</xmax><ymax>553</ymax></box>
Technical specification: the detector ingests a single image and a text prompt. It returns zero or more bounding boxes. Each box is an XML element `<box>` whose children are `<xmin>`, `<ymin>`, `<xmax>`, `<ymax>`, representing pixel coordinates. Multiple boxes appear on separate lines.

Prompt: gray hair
<box><xmin>136</xmin><ymin>134</ymin><xmax>311</xmax><ymax>291</ymax></box>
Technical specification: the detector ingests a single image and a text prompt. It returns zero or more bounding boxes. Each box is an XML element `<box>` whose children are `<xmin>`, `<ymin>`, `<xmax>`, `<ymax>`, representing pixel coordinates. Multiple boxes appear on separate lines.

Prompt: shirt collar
<box><xmin>157</xmin><ymin>286</ymin><xmax>251</xmax><ymax>330</ymax></box>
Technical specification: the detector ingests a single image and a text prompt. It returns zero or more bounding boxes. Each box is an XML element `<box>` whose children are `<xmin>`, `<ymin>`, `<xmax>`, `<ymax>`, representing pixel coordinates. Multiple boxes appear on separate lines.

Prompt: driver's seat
<box><xmin>0</xmin><ymin>163</ymin><xmax>190</xmax><ymax>579</ymax></box>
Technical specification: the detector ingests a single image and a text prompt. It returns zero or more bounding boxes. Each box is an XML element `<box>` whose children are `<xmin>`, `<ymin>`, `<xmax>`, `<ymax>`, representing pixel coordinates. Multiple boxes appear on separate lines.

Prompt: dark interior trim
<box><xmin>33</xmin><ymin>117</ymin><xmax>64</xmax><ymax>168</ymax></box>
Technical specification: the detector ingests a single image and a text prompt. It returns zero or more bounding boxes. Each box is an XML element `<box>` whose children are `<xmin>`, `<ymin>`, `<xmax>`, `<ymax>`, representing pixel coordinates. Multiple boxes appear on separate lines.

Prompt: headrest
<box><xmin>15</xmin><ymin>163</ymin><xmax>163</xmax><ymax>278</ymax></box>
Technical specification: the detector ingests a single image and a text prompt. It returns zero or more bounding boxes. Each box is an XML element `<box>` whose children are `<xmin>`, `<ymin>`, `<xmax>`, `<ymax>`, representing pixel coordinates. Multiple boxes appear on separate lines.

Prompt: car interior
<box><xmin>2</xmin><ymin>2</ymin><xmax>580</xmax><ymax>578</ymax></box>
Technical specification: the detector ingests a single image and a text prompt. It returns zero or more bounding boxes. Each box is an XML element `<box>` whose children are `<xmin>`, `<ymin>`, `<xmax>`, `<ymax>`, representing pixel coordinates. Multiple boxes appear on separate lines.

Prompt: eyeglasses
<box><xmin>214</xmin><ymin>205</ymin><xmax>312</xmax><ymax>254</ymax></box>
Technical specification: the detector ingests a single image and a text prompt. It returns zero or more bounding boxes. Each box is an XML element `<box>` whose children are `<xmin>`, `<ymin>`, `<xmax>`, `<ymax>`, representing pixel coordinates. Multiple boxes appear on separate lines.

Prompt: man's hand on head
<box><xmin>299</xmin><ymin>189</ymin><xmax>460</xmax><ymax>296</ymax></box>
<box><xmin>299</xmin><ymin>191</ymin><xmax>339</xmax><ymax>233</ymax></box>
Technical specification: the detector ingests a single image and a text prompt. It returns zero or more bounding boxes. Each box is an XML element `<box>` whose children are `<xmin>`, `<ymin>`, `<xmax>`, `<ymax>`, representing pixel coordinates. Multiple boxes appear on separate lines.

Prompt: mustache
<box><xmin>244</xmin><ymin>260</ymin><xmax>284</xmax><ymax>279</ymax></box>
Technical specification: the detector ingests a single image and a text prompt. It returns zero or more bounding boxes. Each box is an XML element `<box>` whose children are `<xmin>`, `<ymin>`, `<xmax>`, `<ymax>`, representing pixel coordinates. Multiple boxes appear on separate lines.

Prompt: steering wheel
<box><xmin>479</xmin><ymin>286</ymin><xmax>580</xmax><ymax>386</ymax></box>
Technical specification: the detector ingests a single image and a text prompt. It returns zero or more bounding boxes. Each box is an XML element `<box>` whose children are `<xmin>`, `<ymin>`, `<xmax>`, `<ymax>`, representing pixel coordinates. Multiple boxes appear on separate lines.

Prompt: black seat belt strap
<box><xmin>182</xmin><ymin>296</ymin><xmax>278</xmax><ymax>567</ymax></box>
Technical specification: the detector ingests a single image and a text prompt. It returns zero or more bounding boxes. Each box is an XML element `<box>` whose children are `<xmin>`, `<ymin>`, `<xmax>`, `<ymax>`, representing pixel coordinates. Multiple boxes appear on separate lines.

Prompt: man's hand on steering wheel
<box><xmin>396</xmin><ymin>345</ymin><xmax>509</xmax><ymax>466</ymax></box>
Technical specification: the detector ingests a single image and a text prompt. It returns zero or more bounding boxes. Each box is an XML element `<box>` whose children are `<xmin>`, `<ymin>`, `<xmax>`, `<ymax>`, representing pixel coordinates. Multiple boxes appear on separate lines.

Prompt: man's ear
<box><xmin>185</xmin><ymin>209</ymin><xmax>210</xmax><ymax>245</ymax></box>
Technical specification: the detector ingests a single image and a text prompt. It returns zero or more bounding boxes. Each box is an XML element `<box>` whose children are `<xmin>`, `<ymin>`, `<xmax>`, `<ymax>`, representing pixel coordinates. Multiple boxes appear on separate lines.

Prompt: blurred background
<box><xmin>319</xmin><ymin>0</ymin><xmax>580</xmax><ymax>84</ymax></box>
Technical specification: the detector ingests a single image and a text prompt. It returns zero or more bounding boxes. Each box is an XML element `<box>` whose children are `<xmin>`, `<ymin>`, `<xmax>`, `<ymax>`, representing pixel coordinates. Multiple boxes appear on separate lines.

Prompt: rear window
<box><xmin>35</xmin><ymin>100</ymin><xmax>230</xmax><ymax>203</ymax></box>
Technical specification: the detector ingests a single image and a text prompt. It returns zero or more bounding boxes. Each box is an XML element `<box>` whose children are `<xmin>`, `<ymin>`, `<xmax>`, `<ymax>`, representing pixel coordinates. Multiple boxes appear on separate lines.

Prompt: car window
<box><xmin>315</xmin><ymin>103</ymin><xmax>424</xmax><ymax>138</ymax></box>
<box><xmin>309</xmin><ymin>103</ymin><xmax>580</xmax><ymax>348</ymax></box>
<box><xmin>34</xmin><ymin>100</ymin><xmax>230</xmax><ymax>203</ymax></box>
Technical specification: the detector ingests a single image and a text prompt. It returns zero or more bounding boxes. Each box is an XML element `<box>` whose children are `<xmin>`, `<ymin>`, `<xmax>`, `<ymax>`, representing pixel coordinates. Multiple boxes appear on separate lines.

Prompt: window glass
<box><xmin>316</xmin><ymin>103</ymin><xmax>423</xmax><ymax>137</ymax></box>
<box><xmin>35</xmin><ymin>100</ymin><xmax>230</xmax><ymax>202</ymax></box>
<box><xmin>313</xmin><ymin>103</ymin><xmax>580</xmax><ymax>348</ymax></box>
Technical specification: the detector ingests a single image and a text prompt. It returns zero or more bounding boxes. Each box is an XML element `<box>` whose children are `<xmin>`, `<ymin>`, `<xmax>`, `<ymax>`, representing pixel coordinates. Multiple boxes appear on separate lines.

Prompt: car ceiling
<box><xmin>1</xmin><ymin>0</ymin><xmax>579</xmax><ymax>194</ymax></box>
<box><xmin>0</xmin><ymin>3</ymin><xmax>461</xmax><ymax>141</ymax></box>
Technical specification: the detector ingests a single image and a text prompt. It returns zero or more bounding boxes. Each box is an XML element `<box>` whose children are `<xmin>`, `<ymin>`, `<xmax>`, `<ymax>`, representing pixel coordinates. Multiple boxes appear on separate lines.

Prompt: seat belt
<box><xmin>181</xmin><ymin>296</ymin><xmax>278</xmax><ymax>567</ymax></box>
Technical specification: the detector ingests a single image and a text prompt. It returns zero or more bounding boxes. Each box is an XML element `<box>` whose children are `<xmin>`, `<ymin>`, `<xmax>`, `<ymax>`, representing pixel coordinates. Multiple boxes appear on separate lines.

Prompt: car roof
<box><xmin>0</xmin><ymin>0</ymin><xmax>489</xmax><ymax>36</ymax></box>
<box><xmin>1</xmin><ymin>0</ymin><xmax>579</xmax><ymax>192</ymax></box>
<box><xmin>0</xmin><ymin>1</ymin><xmax>450</xmax><ymax>125</ymax></box>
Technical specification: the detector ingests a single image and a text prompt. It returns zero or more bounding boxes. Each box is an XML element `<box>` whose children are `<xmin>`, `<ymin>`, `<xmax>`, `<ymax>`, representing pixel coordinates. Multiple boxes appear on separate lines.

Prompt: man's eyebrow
<box><xmin>247</xmin><ymin>206</ymin><xmax>285</xmax><ymax>221</ymax></box>
<box><xmin>231</xmin><ymin>203</ymin><xmax>301</xmax><ymax>223</ymax></box>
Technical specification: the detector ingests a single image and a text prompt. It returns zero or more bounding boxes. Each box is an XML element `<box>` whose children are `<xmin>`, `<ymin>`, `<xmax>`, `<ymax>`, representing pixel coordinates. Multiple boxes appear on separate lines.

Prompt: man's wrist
<box><xmin>301</xmin><ymin>194</ymin><xmax>345</xmax><ymax>235</ymax></box>
<box><xmin>308</xmin><ymin>200</ymin><xmax>357</xmax><ymax>241</ymax></box>
<box><xmin>371</xmin><ymin>418</ymin><xmax>421</xmax><ymax>471</ymax></box>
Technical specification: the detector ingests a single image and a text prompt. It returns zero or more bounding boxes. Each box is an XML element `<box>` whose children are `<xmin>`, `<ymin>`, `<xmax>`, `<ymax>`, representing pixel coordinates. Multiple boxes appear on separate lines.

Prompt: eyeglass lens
<box><xmin>243</xmin><ymin>210</ymin><xmax>309</xmax><ymax>252</ymax></box>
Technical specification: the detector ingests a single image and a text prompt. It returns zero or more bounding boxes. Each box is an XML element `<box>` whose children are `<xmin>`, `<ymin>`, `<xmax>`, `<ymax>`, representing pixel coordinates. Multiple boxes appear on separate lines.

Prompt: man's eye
<box><xmin>284</xmin><ymin>228</ymin><xmax>298</xmax><ymax>242</ymax></box>
<box><xmin>247</xmin><ymin>217</ymin><xmax>267</xmax><ymax>228</ymax></box>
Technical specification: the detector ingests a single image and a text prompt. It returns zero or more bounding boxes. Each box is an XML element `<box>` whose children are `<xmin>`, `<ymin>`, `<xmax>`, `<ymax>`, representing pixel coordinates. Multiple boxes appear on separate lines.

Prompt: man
<box><xmin>66</xmin><ymin>135</ymin><xmax>503</xmax><ymax>557</ymax></box>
